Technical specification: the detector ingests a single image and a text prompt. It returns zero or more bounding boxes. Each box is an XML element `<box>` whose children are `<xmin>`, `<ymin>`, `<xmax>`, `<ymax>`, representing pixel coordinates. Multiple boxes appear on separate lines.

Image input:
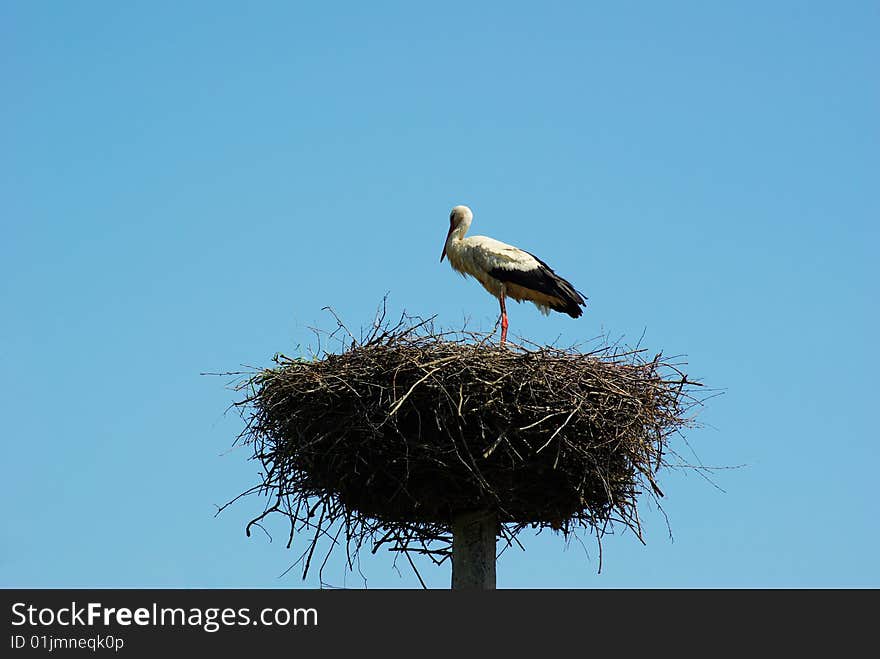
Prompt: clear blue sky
<box><xmin>2</xmin><ymin>1</ymin><xmax>877</xmax><ymax>588</ymax></box>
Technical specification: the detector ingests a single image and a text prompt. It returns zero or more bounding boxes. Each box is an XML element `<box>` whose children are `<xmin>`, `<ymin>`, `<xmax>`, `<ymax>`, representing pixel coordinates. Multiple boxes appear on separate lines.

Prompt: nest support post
<box><xmin>451</xmin><ymin>509</ymin><xmax>497</xmax><ymax>590</ymax></box>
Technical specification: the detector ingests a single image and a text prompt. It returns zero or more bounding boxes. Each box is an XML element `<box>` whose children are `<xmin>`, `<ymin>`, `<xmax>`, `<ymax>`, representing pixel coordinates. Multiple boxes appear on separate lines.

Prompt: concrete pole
<box><xmin>451</xmin><ymin>509</ymin><xmax>497</xmax><ymax>590</ymax></box>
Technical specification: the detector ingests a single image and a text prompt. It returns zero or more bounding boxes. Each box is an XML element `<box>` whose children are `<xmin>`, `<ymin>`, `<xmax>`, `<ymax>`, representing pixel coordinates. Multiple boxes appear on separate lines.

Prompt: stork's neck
<box><xmin>445</xmin><ymin>217</ymin><xmax>471</xmax><ymax>252</ymax></box>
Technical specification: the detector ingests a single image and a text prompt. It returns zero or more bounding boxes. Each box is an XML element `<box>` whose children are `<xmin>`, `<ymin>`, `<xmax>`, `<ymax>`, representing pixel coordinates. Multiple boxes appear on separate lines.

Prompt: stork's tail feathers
<box><xmin>549</xmin><ymin>273</ymin><xmax>587</xmax><ymax>318</ymax></box>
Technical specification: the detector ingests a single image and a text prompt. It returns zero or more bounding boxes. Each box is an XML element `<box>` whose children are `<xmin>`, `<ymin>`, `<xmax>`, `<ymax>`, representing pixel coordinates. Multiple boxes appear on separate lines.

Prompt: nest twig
<box><xmin>224</xmin><ymin>307</ymin><xmax>704</xmax><ymax>582</ymax></box>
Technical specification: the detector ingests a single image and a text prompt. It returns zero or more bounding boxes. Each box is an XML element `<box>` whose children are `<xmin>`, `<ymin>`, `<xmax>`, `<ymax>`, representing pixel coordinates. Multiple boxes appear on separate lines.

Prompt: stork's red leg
<box><xmin>499</xmin><ymin>294</ymin><xmax>508</xmax><ymax>344</ymax></box>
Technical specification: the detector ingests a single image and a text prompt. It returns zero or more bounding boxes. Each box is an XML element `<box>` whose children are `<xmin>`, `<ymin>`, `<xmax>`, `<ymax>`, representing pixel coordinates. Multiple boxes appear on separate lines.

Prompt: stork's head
<box><xmin>441</xmin><ymin>205</ymin><xmax>473</xmax><ymax>262</ymax></box>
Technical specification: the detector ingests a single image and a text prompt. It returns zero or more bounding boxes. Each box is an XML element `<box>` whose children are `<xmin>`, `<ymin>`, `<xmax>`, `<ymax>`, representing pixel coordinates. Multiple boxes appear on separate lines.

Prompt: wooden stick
<box><xmin>451</xmin><ymin>509</ymin><xmax>497</xmax><ymax>590</ymax></box>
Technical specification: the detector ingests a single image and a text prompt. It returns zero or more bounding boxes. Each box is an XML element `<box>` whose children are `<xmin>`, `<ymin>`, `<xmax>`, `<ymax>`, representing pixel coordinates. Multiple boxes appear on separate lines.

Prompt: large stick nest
<box><xmin>228</xmin><ymin>311</ymin><xmax>703</xmax><ymax>580</ymax></box>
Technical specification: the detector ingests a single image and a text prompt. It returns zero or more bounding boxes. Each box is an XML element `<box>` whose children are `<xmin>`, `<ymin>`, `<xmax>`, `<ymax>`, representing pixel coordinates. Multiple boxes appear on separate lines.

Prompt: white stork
<box><xmin>440</xmin><ymin>205</ymin><xmax>587</xmax><ymax>343</ymax></box>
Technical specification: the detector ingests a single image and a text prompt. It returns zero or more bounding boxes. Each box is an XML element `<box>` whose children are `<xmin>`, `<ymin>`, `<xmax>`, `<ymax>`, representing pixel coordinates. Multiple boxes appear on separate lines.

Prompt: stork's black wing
<box><xmin>488</xmin><ymin>252</ymin><xmax>587</xmax><ymax>318</ymax></box>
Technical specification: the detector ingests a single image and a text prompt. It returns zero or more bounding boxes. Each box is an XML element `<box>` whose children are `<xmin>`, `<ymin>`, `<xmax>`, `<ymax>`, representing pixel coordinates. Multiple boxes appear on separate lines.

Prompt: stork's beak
<box><xmin>440</xmin><ymin>226</ymin><xmax>453</xmax><ymax>262</ymax></box>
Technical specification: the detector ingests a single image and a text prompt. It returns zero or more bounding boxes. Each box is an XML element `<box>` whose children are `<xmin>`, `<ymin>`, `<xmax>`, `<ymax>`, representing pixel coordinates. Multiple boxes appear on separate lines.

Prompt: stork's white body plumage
<box><xmin>440</xmin><ymin>205</ymin><xmax>586</xmax><ymax>343</ymax></box>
